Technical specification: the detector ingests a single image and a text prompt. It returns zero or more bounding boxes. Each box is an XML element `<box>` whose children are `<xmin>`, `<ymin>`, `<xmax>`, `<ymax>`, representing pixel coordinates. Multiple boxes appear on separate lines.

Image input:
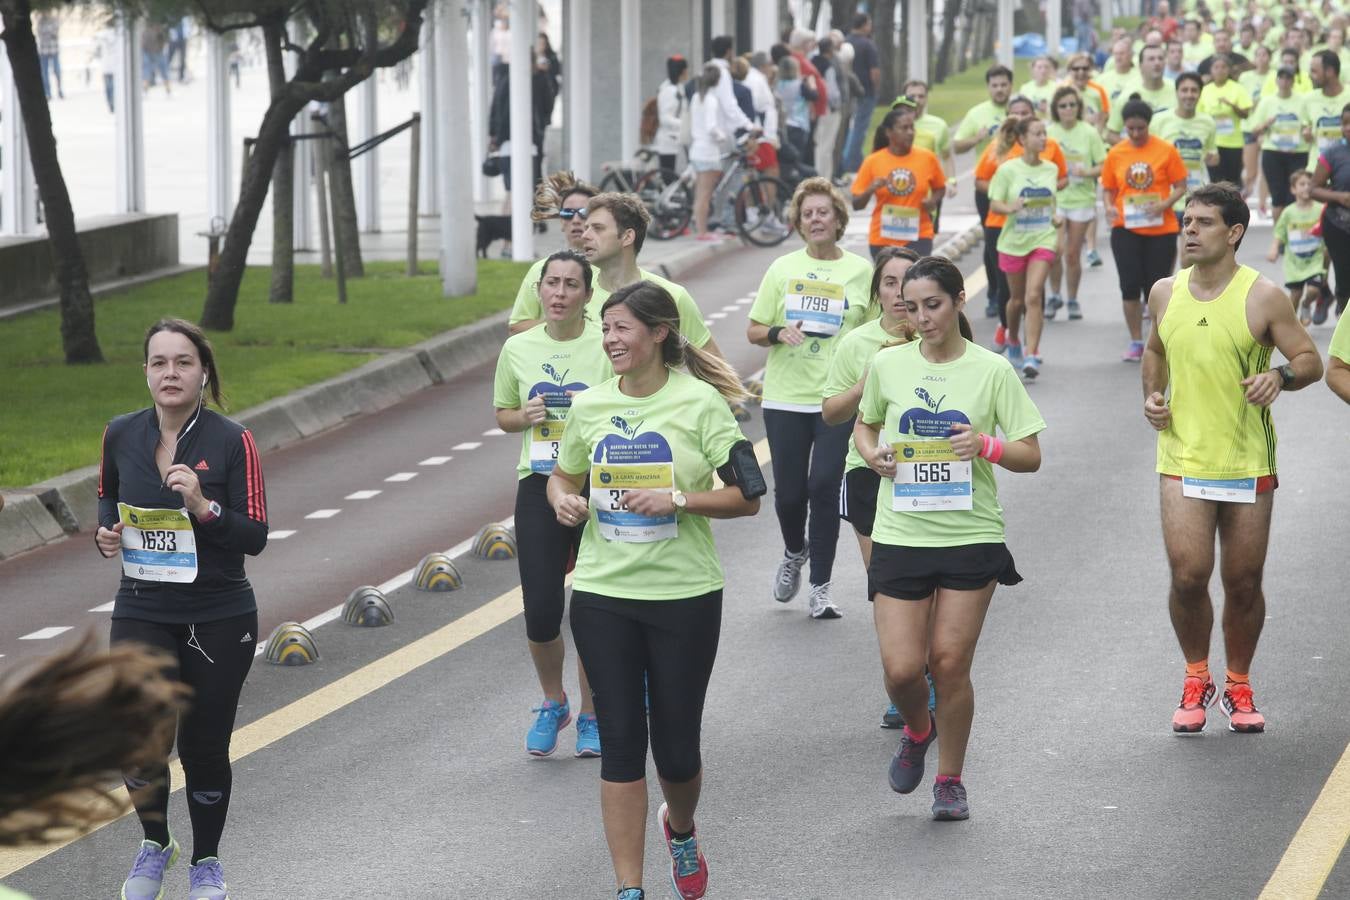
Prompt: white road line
<box><xmin>88</xmin><ymin>601</ymin><xmax>116</xmax><ymax>613</ymax></box>
<box><xmin>385</xmin><ymin>472</ymin><xmax>418</xmax><ymax>483</ymax></box>
<box><xmin>20</xmin><ymin>627</ymin><xmax>72</xmax><ymax>641</ymax></box>
<box><xmin>270</xmin><ymin>530</ymin><xmax>297</xmax><ymax>540</ymax></box>
<box><xmin>721</xmin><ymin>304</ymin><xmax>741</xmax><ymax>312</ymax></box>
<box><xmin>710</xmin><ymin>312</ymin><xmax>727</xmax><ymax>319</ymax></box>
<box><xmin>703</xmin><ymin>319</ymin><xmax>713</xmax><ymax>325</ymax></box>
<box><xmin>305</xmin><ymin>509</ymin><xmax>341</xmax><ymax>519</ymax></box>
<box><xmin>452</xmin><ymin>442</ymin><xmax>482</xmax><ymax>451</ymax></box>
<box><xmin>419</xmin><ymin>456</ymin><xmax>453</xmax><ymax>465</ymax></box>
<box><xmin>345</xmin><ymin>490</ymin><xmax>382</xmax><ymax>500</ymax></box>
<box><xmin>482</xmin><ymin>428</ymin><xmax>506</xmax><ymax>436</ymax></box>
<box><xmin>736</xmin><ymin>297</ymin><xmax>754</xmax><ymax>305</ymax></box>
<box><xmin>259</xmin><ymin>515</ymin><xmax>520</xmax><ymax>657</ymax></box>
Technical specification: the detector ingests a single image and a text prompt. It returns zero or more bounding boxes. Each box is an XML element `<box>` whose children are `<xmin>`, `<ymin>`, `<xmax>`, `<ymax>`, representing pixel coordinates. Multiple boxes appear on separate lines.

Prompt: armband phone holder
<box><xmin>719</xmin><ymin>439</ymin><xmax>767</xmax><ymax>499</ymax></box>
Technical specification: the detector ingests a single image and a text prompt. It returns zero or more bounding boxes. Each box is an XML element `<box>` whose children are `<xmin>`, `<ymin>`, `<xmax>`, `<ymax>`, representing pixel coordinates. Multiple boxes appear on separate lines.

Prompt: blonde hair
<box><xmin>602</xmin><ymin>282</ymin><xmax>750</xmax><ymax>402</ymax></box>
<box><xmin>531</xmin><ymin>170</ymin><xmax>599</xmax><ymax>222</ymax></box>
<box><xmin>787</xmin><ymin>176</ymin><xmax>851</xmax><ymax>242</ymax></box>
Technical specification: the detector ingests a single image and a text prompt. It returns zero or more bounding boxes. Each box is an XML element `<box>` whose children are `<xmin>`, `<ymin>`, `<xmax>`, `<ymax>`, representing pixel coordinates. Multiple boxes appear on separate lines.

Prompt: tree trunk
<box><xmin>264</xmin><ymin>20</ymin><xmax>293</xmax><ymax>303</ymax></box>
<box><xmin>324</xmin><ymin>92</ymin><xmax>364</xmax><ymax>277</ymax></box>
<box><xmin>936</xmin><ymin>0</ymin><xmax>960</xmax><ymax>81</ymax></box>
<box><xmin>875</xmin><ymin>0</ymin><xmax>897</xmax><ymax>100</ymax></box>
<box><xmin>201</xmin><ymin>93</ymin><xmax>307</xmax><ymax>330</ymax></box>
<box><xmin>0</xmin><ymin>1</ymin><xmax>103</xmax><ymax>363</ymax></box>
<box><xmin>831</xmin><ymin>1</ymin><xmax>853</xmax><ymax>32</ymax></box>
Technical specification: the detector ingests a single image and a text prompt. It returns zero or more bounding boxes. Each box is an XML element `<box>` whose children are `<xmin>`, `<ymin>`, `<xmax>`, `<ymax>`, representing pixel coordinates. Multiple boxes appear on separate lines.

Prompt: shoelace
<box><xmin>530</xmin><ymin>702</ymin><xmax>566</xmax><ymax>728</ymax></box>
<box><xmin>934</xmin><ymin>780</ymin><xmax>965</xmax><ymax>807</ymax></box>
<box><xmin>577</xmin><ymin>716</ymin><xmax>599</xmax><ymax>739</ymax></box>
<box><xmin>897</xmin><ymin>730</ymin><xmax>930</xmax><ymax>769</ymax></box>
<box><xmin>617</xmin><ymin>889</ymin><xmax>644</xmax><ymax>900</ymax></box>
<box><xmin>129</xmin><ymin>844</ymin><xmax>171</xmax><ymax>880</ymax></box>
<box><xmin>1179</xmin><ymin>678</ymin><xmax>1211</xmax><ymax>708</ymax></box>
<box><xmin>669</xmin><ymin>835</ymin><xmax>701</xmax><ymax>878</ymax></box>
<box><xmin>189</xmin><ymin>859</ymin><xmax>225</xmax><ymax>888</ymax></box>
<box><xmin>777</xmin><ymin>554</ymin><xmax>804</xmax><ymax>586</ymax></box>
<box><xmin>1226</xmin><ymin>683</ymin><xmax>1256</xmax><ymax>712</ymax></box>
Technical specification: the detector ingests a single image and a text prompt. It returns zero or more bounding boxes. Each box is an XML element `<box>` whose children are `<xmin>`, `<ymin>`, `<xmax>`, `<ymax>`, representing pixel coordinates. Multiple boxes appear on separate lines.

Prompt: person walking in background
<box><xmin>812</xmin><ymin>37</ymin><xmax>843</xmax><ymax>181</ymax></box>
<box><xmin>655</xmin><ymin>56</ymin><xmax>689</xmax><ymax>173</ymax></box>
<box><xmin>97</xmin><ymin>25</ymin><xmax>117</xmax><ymax>113</ymax></box>
<box><xmin>843</xmin><ymin>12</ymin><xmax>881</xmax><ymax>174</ymax></box>
<box><xmin>36</xmin><ymin>13</ymin><xmax>63</xmax><ymax>100</ymax></box>
<box><xmin>777</xmin><ymin>56</ymin><xmax>814</xmax><ymax>168</ymax></box>
<box><xmin>1073</xmin><ymin>0</ymin><xmax>1099</xmax><ymax>58</ymax></box>
<box><xmin>141</xmin><ymin>22</ymin><xmax>171</xmax><ymax>95</ymax></box>
<box><xmin>690</xmin><ymin>64</ymin><xmax>728</xmax><ymax>242</ymax></box>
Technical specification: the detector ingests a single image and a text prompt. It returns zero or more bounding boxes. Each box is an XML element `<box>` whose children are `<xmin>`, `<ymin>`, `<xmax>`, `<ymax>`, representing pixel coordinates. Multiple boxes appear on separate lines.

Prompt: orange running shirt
<box><xmin>852</xmin><ymin>146</ymin><xmax>946</xmax><ymax>245</ymax></box>
<box><xmin>1099</xmin><ymin>135</ymin><xmax>1189</xmax><ymax>236</ymax></box>
<box><xmin>975</xmin><ymin>138</ymin><xmax>1068</xmax><ymax>228</ymax></box>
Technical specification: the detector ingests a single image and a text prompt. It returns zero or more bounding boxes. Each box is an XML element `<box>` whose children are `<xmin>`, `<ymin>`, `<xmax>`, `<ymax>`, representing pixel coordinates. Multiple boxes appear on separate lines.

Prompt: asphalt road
<box><xmin>2</xmin><ymin>197</ymin><xmax>1348</xmax><ymax>897</ymax></box>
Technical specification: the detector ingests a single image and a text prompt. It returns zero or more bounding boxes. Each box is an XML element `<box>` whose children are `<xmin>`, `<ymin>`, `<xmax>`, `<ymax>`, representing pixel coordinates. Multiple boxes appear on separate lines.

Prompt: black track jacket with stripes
<box><xmin>98</xmin><ymin>406</ymin><xmax>269</xmax><ymax>624</ymax></box>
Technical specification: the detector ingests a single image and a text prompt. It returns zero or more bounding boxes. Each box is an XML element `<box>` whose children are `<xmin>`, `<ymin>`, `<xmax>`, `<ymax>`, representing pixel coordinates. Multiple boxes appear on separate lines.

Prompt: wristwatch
<box><xmin>198</xmin><ymin>500</ymin><xmax>223</xmax><ymax>523</ymax></box>
<box><xmin>671</xmin><ymin>490</ymin><xmax>687</xmax><ymax>511</ymax></box>
<box><xmin>1276</xmin><ymin>363</ymin><xmax>1295</xmax><ymax>389</ymax></box>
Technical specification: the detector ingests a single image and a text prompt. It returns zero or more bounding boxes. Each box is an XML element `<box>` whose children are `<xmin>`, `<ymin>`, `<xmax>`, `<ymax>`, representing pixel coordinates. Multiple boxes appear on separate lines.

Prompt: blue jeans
<box><xmin>842</xmin><ymin>95</ymin><xmax>878</xmax><ymax>174</ymax></box>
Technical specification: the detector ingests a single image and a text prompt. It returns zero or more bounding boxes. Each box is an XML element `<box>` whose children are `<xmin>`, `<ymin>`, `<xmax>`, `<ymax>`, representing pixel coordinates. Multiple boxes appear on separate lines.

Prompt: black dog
<box><xmin>475</xmin><ymin>215</ymin><xmax>512</xmax><ymax>258</ymax></box>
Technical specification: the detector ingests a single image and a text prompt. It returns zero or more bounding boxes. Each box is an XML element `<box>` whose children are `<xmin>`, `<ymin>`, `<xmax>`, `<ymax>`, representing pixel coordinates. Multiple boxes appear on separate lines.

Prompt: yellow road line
<box><xmin>1259</xmin><ymin>741</ymin><xmax>1350</xmax><ymax>899</ymax></box>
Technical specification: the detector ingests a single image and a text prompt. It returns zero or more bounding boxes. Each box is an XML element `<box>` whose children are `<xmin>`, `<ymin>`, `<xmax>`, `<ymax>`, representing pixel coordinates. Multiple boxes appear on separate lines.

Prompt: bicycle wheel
<box><xmin>598</xmin><ymin>170</ymin><xmax>629</xmax><ymax>194</ymax></box>
<box><xmin>637</xmin><ymin>168</ymin><xmax>693</xmax><ymax>241</ymax></box>
<box><xmin>734</xmin><ymin>176</ymin><xmax>794</xmax><ymax>247</ymax></box>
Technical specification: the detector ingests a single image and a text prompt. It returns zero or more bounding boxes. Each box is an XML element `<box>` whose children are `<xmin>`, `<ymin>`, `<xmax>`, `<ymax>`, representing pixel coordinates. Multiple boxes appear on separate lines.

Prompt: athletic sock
<box><xmin>669</xmin><ymin>826</ymin><xmax>693</xmax><ymax>842</ymax></box>
<box><xmin>903</xmin><ymin>722</ymin><xmax>931</xmax><ymax>743</ymax></box>
<box><xmin>1185</xmin><ymin>659</ymin><xmax>1210</xmax><ymax>682</ymax></box>
<box><xmin>935</xmin><ymin>774</ymin><xmax>961</xmax><ymax>785</ymax></box>
<box><xmin>1225</xmin><ymin>670</ymin><xmax>1250</xmax><ymax>686</ymax></box>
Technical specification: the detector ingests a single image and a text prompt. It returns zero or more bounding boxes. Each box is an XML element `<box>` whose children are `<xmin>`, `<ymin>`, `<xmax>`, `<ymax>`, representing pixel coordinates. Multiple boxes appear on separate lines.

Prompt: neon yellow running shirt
<box><xmin>822</xmin><ymin>318</ymin><xmax>914</xmax><ymax>472</ymax></box>
<box><xmin>1330</xmin><ymin>309</ymin><xmax>1350</xmax><ymax>364</ymax></box>
<box><xmin>1156</xmin><ymin>265</ymin><xmax>1277</xmax><ymax>480</ymax></box>
<box><xmin>510</xmin><ymin>267</ymin><xmax>713</xmax><ymax>349</ymax></box>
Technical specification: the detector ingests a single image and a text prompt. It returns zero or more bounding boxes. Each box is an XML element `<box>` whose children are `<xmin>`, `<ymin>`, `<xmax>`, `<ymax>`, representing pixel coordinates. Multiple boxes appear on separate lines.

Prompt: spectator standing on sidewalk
<box><xmin>843</xmin><ymin>13</ymin><xmax>881</xmax><ymax>175</ymax></box>
<box><xmin>655</xmin><ymin>56</ymin><xmax>689</xmax><ymax>173</ymax></box>
<box><xmin>36</xmin><ymin>13</ymin><xmax>63</xmax><ymax>100</ymax></box>
<box><xmin>812</xmin><ymin>37</ymin><xmax>844</xmax><ymax>181</ymax></box>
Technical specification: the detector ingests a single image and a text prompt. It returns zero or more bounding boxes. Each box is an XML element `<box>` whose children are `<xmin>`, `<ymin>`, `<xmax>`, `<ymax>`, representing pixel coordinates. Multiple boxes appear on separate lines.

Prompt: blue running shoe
<box><xmin>188</xmin><ymin>857</ymin><xmax>228</xmax><ymax>900</ymax></box>
<box><xmin>985</xmin><ymin>299</ymin><xmax>999</xmax><ymax>319</ymax></box>
<box><xmin>1045</xmin><ymin>295</ymin><xmax>1063</xmax><ymax>320</ymax></box>
<box><xmin>575</xmin><ymin>712</ymin><xmax>601</xmax><ymax>758</ymax></box>
<box><xmin>1023</xmin><ymin>355</ymin><xmax>1041</xmax><ymax>380</ymax></box>
<box><xmin>1006</xmin><ymin>343</ymin><xmax>1025</xmax><ymax>370</ymax></box>
<box><xmin>927</xmin><ymin>670</ymin><xmax>937</xmax><ymax>711</ymax></box>
<box><xmin>526</xmin><ymin>696</ymin><xmax>572</xmax><ymax>757</ymax></box>
<box><xmin>617</xmin><ymin>889</ymin><xmax>645</xmax><ymax>900</ymax></box>
<box><xmin>1086</xmin><ymin>248</ymin><xmax>1103</xmax><ymax>268</ymax></box>
<box><xmin>121</xmin><ymin>838</ymin><xmax>179</xmax><ymax>900</ymax></box>
<box><xmin>658</xmin><ymin>802</ymin><xmax>709</xmax><ymax>899</ymax></box>
<box><xmin>889</xmin><ymin>713</ymin><xmax>937</xmax><ymax>795</ymax></box>
<box><xmin>880</xmin><ymin>703</ymin><xmax>903</xmax><ymax>729</ymax></box>
<box><xmin>1067</xmin><ymin>299</ymin><xmax>1083</xmax><ymax>320</ymax></box>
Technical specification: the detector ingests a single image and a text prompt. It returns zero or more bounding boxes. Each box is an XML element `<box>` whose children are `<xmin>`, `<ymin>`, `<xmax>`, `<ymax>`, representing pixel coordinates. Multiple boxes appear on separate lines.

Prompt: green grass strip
<box><xmin>1</xmin><ymin>260</ymin><xmax>530</xmax><ymax>487</ymax></box>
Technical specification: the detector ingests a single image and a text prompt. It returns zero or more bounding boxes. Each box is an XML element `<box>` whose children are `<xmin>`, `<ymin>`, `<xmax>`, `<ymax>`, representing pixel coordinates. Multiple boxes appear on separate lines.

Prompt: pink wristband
<box><xmin>979</xmin><ymin>433</ymin><xmax>1005</xmax><ymax>464</ymax></box>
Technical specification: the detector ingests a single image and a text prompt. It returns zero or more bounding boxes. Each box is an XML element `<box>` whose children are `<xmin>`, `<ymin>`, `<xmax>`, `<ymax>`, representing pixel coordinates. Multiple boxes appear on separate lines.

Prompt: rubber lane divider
<box><xmin>1259</xmin><ymin>740</ymin><xmax>1350</xmax><ymax>899</ymax></box>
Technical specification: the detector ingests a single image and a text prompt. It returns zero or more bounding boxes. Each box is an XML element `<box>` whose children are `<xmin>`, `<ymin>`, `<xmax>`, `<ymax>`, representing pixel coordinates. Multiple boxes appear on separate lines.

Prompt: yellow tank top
<box><xmin>1156</xmin><ymin>265</ymin><xmax>1276</xmax><ymax>479</ymax></box>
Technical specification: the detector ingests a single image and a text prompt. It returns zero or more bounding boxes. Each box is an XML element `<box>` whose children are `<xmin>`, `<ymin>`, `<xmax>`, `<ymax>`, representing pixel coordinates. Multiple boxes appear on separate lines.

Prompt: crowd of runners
<box><xmin>14</xmin><ymin>9</ymin><xmax>1349</xmax><ymax>900</ymax></box>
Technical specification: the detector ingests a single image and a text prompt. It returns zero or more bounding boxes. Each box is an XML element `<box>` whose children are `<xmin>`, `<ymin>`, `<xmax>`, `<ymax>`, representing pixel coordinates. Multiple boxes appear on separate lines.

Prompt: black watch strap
<box><xmin>1277</xmin><ymin>363</ymin><xmax>1295</xmax><ymax>388</ymax></box>
<box><xmin>767</xmin><ymin>325</ymin><xmax>784</xmax><ymax>345</ymax></box>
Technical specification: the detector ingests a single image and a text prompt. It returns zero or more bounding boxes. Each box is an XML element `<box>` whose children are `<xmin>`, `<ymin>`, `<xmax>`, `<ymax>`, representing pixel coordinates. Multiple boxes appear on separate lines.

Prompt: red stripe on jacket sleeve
<box><xmin>241</xmin><ymin>430</ymin><xmax>267</xmax><ymax>522</ymax></box>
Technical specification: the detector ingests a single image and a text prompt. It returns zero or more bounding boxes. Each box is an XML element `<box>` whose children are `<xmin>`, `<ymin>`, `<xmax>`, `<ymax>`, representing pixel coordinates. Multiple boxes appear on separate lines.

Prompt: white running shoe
<box><xmin>772</xmin><ymin>549</ymin><xmax>808</xmax><ymax>603</ymax></box>
<box><xmin>808</xmin><ymin>582</ymin><xmax>841</xmax><ymax>619</ymax></box>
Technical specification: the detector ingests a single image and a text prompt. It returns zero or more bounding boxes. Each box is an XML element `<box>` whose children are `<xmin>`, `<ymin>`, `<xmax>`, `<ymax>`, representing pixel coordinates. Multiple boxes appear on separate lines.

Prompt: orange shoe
<box><xmin>1172</xmin><ymin>675</ymin><xmax>1217</xmax><ymax>733</ymax></box>
<box><xmin>1220</xmin><ymin>683</ymin><xmax>1266</xmax><ymax>733</ymax></box>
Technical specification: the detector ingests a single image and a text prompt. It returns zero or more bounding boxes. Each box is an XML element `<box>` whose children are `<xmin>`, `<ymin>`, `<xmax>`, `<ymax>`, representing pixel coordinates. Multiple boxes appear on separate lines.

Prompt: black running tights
<box><xmin>514</xmin><ymin>473</ymin><xmax>584</xmax><ymax>642</ymax></box>
<box><xmin>110</xmin><ymin>612</ymin><xmax>257</xmax><ymax>863</ymax></box>
<box><xmin>762</xmin><ymin>408</ymin><xmax>851</xmax><ymax>586</ymax></box>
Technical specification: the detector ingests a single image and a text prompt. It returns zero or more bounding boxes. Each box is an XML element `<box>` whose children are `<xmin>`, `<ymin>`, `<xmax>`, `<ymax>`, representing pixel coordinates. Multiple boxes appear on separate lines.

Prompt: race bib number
<box><xmin>1181</xmin><ymin>476</ymin><xmax>1256</xmax><ymax>504</ymax></box>
<box><xmin>117</xmin><ymin>503</ymin><xmax>198</xmax><ymax>583</ymax></box>
<box><xmin>1015</xmin><ymin>191</ymin><xmax>1055</xmax><ymax>231</ymax></box>
<box><xmin>528</xmin><ymin>394</ymin><xmax>572</xmax><ymax>474</ymax></box>
<box><xmin>891</xmin><ymin>440</ymin><xmax>973</xmax><ymax>512</ymax></box>
<box><xmin>880</xmin><ymin>204</ymin><xmax>920</xmax><ymax>242</ymax></box>
<box><xmin>1316</xmin><ymin>116</ymin><xmax>1341</xmax><ymax>151</ymax></box>
<box><xmin>590</xmin><ymin>461</ymin><xmax>678</xmax><ymax>542</ymax></box>
<box><xmin>1287</xmin><ymin>229</ymin><xmax>1321</xmax><ymax>257</ymax></box>
<box><xmin>1271</xmin><ymin>116</ymin><xmax>1300</xmax><ymax>151</ymax></box>
<box><xmin>1124</xmin><ymin>194</ymin><xmax>1164</xmax><ymax>229</ymax></box>
<box><xmin>785</xmin><ymin>279</ymin><xmax>847</xmax><ymax>337</ymax></box>
<box><xmin>1215</xmin><ymin>115</ymin><xmax>1236</xmax><ymax>136</ymax></box>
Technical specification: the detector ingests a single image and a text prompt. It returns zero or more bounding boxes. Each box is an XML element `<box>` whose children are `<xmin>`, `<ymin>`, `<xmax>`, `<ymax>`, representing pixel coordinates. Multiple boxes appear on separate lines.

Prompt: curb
<box><xmin>0</xmin><ymin>237</ymin><xmax>747</xmax><ymax>560</ymax></box>
<box><xmin>933</xmin><ymin>221</ymin><xmax>985</xmax><ymax>263</ymax></box>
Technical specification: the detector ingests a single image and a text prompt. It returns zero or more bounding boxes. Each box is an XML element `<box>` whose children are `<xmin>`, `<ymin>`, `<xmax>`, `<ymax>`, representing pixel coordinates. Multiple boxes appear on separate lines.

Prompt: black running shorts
<box><xmin>839</xmin><ymin>466</ymin><xmax>881</xmax><ymax>537</ymax></box>
<box><xmin>869</xmin><ymin>542</ymin><xmax>1022</xmax><ymax>601</ymax></box>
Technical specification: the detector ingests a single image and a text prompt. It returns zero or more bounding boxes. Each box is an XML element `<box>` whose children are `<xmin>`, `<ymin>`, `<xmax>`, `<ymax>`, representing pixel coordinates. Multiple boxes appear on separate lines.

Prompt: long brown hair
<box><xmin>900</xmin><ymin>256</ymin><xmax>975</xmax><ymax>341</ymax></box>
<box><xmin>143</xmin><ymin>318</ymin><xmax>225</xmax><ymax>409</ymax></box>
<box><xmin>601</xmin><ymin>282</ymin><xmax>750</xmax><ymax>402</ymax></box>
<box><xmin>0</xmin><ymin>634</ymin><xmax>188</xmax><ymax>845</ymax></box>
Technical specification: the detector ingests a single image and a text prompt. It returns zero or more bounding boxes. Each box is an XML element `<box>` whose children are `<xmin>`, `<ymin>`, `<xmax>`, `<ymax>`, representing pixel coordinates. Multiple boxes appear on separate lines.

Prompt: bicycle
<box><xmin>637</xmin><ymin>139</ymin><xmax>794</xmax><ymax>247</ymax></box>
<box><xmin>596</xmin><ymin>147</ymin><xmax>660</xmax><ymax>194</ymax></box>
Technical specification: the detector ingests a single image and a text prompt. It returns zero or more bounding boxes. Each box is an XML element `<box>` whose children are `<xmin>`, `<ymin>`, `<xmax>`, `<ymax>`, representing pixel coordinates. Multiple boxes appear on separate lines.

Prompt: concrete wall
<box><xmin>0</xmin><ymin>213</ymin><xmax>179</xmax><ymax>312</ymax></box>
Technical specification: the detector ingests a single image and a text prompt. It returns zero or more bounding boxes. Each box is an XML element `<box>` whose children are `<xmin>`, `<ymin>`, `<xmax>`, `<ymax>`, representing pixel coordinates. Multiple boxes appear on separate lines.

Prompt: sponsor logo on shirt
<box><xmin>888</xmin><ymin>167</ymin><xmax>917</xmax><ymax>196</ymax></box>
<box><xmin>1126</xmin><ymin>161</ymin><xmax>1156</xmax><ymax>190</ymax></box>
<box><xmin>194</xmin><ymin>459</ymin><xmax>210</xmax><ymax>471</ymax></box>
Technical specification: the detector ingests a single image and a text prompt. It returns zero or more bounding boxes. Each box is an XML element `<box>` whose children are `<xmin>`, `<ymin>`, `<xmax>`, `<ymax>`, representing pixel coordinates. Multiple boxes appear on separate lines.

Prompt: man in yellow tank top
<box><xmin>1140</xmin><ymin>183</ymin><xmax>1323</xmax><ymax>736</ymax></box>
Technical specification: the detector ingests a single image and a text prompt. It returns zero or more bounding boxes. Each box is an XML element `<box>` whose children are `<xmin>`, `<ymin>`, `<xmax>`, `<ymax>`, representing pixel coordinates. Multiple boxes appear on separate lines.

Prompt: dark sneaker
<box><xmin>932</xmin><ymin>779</ymin><xmax>970</xmax><ymax>821</ymax></box>
<box><xmin>888</xmin><ymin>713</ymin><xmax>937</xmax><ymax>794</ymax></box>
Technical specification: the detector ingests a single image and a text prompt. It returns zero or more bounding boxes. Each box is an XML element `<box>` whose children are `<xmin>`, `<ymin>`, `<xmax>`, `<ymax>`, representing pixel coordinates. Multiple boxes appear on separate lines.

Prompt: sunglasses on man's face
<box><xmin>1070</xmin><ymin>65</ymin><xmax>1091</xmax><ymax>71</ymax></box>
<box><xmin>559</xmin><ymin>207</ymin><xmax>589</xmax><ymax>220</ymax></box>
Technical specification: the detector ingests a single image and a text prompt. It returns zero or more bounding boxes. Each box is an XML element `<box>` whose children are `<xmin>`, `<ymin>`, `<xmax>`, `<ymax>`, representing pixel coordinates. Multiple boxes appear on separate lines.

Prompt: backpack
<box><xmin>639</xmin><ymin>96</ymin><xmax>659</xmax><ymax>145</ymax></box>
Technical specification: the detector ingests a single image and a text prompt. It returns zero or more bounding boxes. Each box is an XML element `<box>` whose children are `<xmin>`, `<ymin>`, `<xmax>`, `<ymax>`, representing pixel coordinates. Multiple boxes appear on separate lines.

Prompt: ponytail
<box><xmin>602</xmin><ymin>282</ymin><xmax>750</xmax><ymax>402</ymax></box>
<box><xmin>995</xmin><ymin>116</ymin><xmax>1021</xmax><ymax>159</ymax></box>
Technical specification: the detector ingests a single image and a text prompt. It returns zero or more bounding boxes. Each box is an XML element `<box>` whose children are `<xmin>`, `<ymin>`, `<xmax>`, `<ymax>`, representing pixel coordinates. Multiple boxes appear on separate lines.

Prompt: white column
<box><xmin>358</xmin><ymin>77</ymin><xmax>380</xmax><ymax>232</ymax></box>
<box><xmin>907</xmin><ymin>0</ymin><xmax>928</xmax><ymax>82</ymax></box>
<box><xmin>438</xmin><ymin>0</ymin><xmax>477</xmax><ymax>295</ymax></box>
<box><xmin>997</xmin><ymin>0</ymin><xmax>1014</xmax><ymax>69</ymax></box>
<box><xmin>114</xmin><ymin>14</ymin><xmax>145</xmax><ymax>214</ymax></box>
<box><xmin>566</xmin><ymin>0</ymin><xmax>592</xmax><ymax>180</ymax></box>
<box><xmin>472</xmin><ymin>0</ymin><xmax>492</xmax><ymax>203</ymax></box>
<box><xmin>1102</xmin><ymin>1</ymin><xmax>1113</xmax><ymax>32</ymax></box>
<box><xmin>1047</xmin><ymin>0</ymin><xmax>1062</xmax><ymax>57</ymax></box>
<box><xmin>508</xmin><ymin>0</ymin><xmax>535</xmax><ymax>261</ymax></box>
<box><xmin>619</xmin><ymin>0</ymin><xmax>640</xmax><ymax>163</ymax></box>
<box><xmin>418</xmin><ymin>4</ymin><xmax>439</xmax><ymax>215</ymax></box>
<box><xmin>205</xmin><ymin>34</ymin><xmax>232</xmax><ymax>226</ymax></box>
<box><xmin>752</xmin><ymin>0</ymin><xmax>778</xmax><ymax>55</ymax></box>
<box><xmin>0</xmin><ymin>52</ymin><xmax>36</xmax><ymax>234</ymax></box>
<box><xmin>287</xmin><ymin>22</ymin><xmax>312</xmax><ymax>250</ymax></box>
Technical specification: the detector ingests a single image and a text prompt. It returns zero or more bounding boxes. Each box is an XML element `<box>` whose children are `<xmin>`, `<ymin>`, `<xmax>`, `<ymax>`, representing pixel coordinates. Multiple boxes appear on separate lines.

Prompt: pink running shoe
<box><xmin>658</xmin><ymin>801</ymin><xmax>708</xmax><ymax>899</ymax></box>
<box><xmin>1220</xmin><ymin>683</ymin><xmax>1266</xmax><ymax>733</ymax></box>
<box><xmin>1172</xmin><ymin>675</ymin><xmax>1217</xmax><ymax>733</ymax></box>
